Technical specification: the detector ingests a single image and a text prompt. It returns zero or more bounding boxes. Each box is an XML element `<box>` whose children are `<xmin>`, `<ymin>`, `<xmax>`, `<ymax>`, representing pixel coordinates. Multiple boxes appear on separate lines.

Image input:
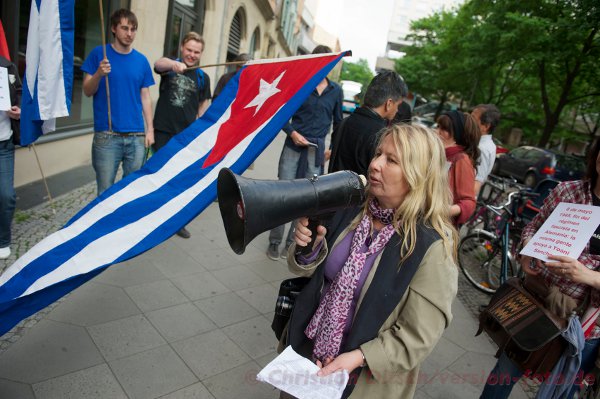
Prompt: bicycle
<box><xmin>458</xmin><ymin>189</ymin><xmax>539</xmax><ymax>294</ymax></box>
<box><xmin>460</xmin><ymin>174</ymin><xmax>520</xmax><ymax>237</ymax></box>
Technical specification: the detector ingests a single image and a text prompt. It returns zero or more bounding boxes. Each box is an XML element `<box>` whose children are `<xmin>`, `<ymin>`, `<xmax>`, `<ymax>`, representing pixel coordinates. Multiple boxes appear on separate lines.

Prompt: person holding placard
<box><xmin>480</xmin><ymin>140</ymin><xmax>600</xmax><ymax>398</ymax></box>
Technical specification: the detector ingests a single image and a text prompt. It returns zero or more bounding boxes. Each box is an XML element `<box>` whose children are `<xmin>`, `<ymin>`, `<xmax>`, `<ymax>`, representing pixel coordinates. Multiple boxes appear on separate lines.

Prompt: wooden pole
<box><xmin>98</xmin><ymin>0</ymin><xmax>112</xmax><ymax>132</ymax></box>
<box><xmin>30</xmin><ymin>144</ymin><xmax>56</xmax><ymax>214</ymax></box>
<box><xmin>160</xmin><ymin>60</ymin><xmax>247</xmax><ymax>76</ymax></box>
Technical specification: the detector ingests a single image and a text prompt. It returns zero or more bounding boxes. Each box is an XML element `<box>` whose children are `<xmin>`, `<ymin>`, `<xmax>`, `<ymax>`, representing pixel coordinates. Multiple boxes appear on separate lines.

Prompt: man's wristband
<box><xmin>360</xmin><ymin>349</ymin><xmax>367</xmax><ymax>367</ymax></box>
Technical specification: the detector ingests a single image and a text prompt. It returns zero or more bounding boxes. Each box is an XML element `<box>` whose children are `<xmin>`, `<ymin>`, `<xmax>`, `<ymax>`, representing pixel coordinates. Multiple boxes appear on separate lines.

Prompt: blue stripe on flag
<box><xmin>0</xmin><ymin>52</ymin><xmax>349</xmax><ymax>336</ymax></box>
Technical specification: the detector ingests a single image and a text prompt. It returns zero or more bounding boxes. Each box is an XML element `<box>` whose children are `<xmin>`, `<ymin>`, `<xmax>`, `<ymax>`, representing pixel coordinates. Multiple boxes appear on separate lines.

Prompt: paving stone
<box><xmin>32</xmin><ymin>364</ymin><xmax>127</xmax><ymax>399</ymax></box>
<box><xmin>110</xmin><ymin>345</ymin><xmax>198</xmax><ymax>399</ymax></box>
<box><xmin>222</xmin><ymin>316</ymin><xmax>278</xmax><ymax>359</ymax></box>
<box><xmin>194</xmin><ymin>292</ymin><xmax>260</xmax><ymax>327</ymax></box>
<box><xmin>242</xmin><ymin>259</ymin><xmax>296</xmax><ymax>282</ymax></box>
<box><xmin>172</xmin><ymin>329</ymin><xmax>250</xmax><ymax>380</ymax></box>
<box><xmin>93</xmin><ymin>257</ymin><xmax>167</xmax><ymax>288</ymax></box>
<box><xmin>146</xmin><ymin>302</ymin><xmax>217</xmax><ymax>342</ymax></box>
<box><xmin>171</xmin><ymin>271</ymin><xmax>230</xmax><ymax>301</ymax></box>
<box><xmin>0</xmin><ymin>319</ymin><xmax>103</xmax><ymax>384</ymax></box>
<box><xmin>188</xmin><ymin>248</ymin><xmax>241</xmax><ymax>271</ymax></box>
<box><xmin>203</xmin><ymin>361</ymin><xmax>279</xmax><ymax>399</ymax></box>
<box><xmin>158</xmin><ymin>382</ymin><xmax>215</xmax><ymax>399</ymax></box>
<box><xmin>212</xmin><ymin>266</ymin><xmax>266</xmax><ymax>291</ymax></box>
<box><xmin>236</xmin><ymin>283</ymin><xmax>280</xmax><ymax>314</ymax></box>
<box><xmin>87</xmin><ymin>315</ymin><xmax>166</xmax><ymax>361</ymax></box>
<box><xmin>125</xmin><ymin>279</ymin><xmax>189</xmax><ymax>312</ymax></box>
<box><xmin>0</xmin><ymin>378</ymin><xmax>35</xmax><ymax>399</ymax></box>
<box><xmin>47</xmin><ymin>281</ymin><xmax>140</xmax><ymax>327</ymax></box>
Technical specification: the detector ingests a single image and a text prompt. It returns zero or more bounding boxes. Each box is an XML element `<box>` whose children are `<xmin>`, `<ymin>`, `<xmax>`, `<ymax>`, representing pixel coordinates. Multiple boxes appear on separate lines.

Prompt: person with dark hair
<box><xmin>213</xmin><ymin>53</ymin><xmax>251</xmax><ymax>100</ymax></box>
<box><xmin>480</xmin><ymin>139</ymin><xmax>600</xmax><ymax>399</ymax></box>
<box><xmin>472</xmin><ymin>104</ymin><xmax>501</xmax><ymax>194</ymax></box>
<box><xmin>0</xmin><ymin>56</ymin><xmax>21</xmax><ymax>260</ymax></box>
<box><xmin>391</xmin><ymin>77</ymin><xmax>412</xmax><ymax>124</ymax></box>
<box><xmin>436</xmin><ymin>111</ymin><xmax>480</xmax><ymax>225</ymax></box>
<box><xmin>152</xmin><ymin>31</ymin><xmax>211</xmax><ymax>239</ymax></box>
<box><xmin>266</xmin><ymin>44</ymin><xmax>343</xmax><ymax>261</ymax></box>
<box><xmin>82</xmin><ymin>8</ymin><xmax>155</xmax><ymax>196</ymax></box>
<box><xmin>328</xmin><ymin>70</ymin><xmax>405</xmax><ymax>176</ymax></box>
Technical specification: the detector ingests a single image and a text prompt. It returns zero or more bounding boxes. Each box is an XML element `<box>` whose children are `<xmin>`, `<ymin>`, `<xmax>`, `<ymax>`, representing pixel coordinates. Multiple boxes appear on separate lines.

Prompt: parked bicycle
<box><xmin>458</xmin><ymin>189</ymin><xmax>539</xmax><ymax>294</ymax></box>
<box><xmin>460</xmin><ymin>174</ymin><xmax>520</xmax><ymax>237</ymax></box>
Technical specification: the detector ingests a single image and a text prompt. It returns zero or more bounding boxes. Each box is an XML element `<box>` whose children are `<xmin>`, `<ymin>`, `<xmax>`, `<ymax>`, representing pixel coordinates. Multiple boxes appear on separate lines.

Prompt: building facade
<box><xmin>1</xmin><ymin>0</ymin><xmax>323</xmax><ymax>188</ymax></box>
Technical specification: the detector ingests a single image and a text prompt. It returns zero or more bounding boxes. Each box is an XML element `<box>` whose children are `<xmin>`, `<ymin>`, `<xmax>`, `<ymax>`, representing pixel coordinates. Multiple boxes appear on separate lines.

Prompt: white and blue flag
<box><xmin>0</xmin><ymin>51</ymin><xmax>349</xmax><ymax>336</ymax></box>
<box><xmin>20</xmin><ymin>0</ymin><xmax>74</xmax><ymax>146</ymax></box>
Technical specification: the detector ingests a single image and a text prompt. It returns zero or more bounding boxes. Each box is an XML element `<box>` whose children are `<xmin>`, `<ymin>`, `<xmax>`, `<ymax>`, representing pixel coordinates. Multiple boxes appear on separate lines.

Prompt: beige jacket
<box><xmin>285</xmin><ymin>226</ymin><xmax>458</xmax><ymax>399</ymax></box>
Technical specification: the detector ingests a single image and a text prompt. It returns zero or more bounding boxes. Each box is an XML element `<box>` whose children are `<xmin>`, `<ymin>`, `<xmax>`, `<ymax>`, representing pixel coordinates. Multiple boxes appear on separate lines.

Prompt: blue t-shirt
<box><xmin>81</xmin><ymin>45</ymin><xmax>155</xmax><ymax>132</ymax></box>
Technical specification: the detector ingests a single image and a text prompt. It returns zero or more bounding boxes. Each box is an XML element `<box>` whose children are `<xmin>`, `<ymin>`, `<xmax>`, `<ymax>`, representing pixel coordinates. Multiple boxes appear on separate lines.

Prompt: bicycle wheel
<box><xmin>458</xmin><ymin>232</ymin><xmax>513</xmax><ymax>294</ymax></box>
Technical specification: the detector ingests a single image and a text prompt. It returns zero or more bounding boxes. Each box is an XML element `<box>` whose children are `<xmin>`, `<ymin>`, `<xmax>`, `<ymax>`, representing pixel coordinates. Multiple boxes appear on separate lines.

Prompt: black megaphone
<box><xmin>217</xmin><ymin>168</ymin><xmax>367</xmax><ymax>254</ymax></box>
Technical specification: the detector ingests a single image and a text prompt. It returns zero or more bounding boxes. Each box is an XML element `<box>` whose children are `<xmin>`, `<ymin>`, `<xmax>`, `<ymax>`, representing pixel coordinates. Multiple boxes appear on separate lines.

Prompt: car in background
<box><xmin>492</xmin><ymin>146</ymin><xmax>585</xmax><ymax>187</ymax></box>
<box><xmin>493</xmin><ymin>137</ymin><xmax>509</xmax><ymax>155</ymax></box>
<box><xmin>340</xmin><ymin>80</ymin><xmax>362</xmax><ymax>114</ymax></box>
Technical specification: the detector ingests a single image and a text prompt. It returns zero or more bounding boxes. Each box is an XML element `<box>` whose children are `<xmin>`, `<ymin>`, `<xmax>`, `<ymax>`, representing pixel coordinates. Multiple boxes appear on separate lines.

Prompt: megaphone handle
<box><xmin>296</xmin><ymin>217</ymin><xmax>321</xmax><ymax>257</ymax></box>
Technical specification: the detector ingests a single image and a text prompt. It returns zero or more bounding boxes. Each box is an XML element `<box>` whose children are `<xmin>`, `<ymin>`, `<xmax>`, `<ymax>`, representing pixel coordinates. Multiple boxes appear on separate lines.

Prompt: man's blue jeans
<box><xmin>268</xmin><ymin>144</ymin><xmax>321</xmax><ymax>247</ymax></box>
<box><xmin>0</xmin><ymin>139</ymin><xmax>16</xmax><ymax>248</ymax></box>
<box><xmin>92</xmin><ymin>131</ymin><xmax>145</xmax><ymax>196</ymax></box>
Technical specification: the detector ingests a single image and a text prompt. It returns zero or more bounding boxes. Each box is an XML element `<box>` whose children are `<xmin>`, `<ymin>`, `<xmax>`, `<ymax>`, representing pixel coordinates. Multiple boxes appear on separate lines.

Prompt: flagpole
<box><xmin>98</xmin><ymin>0</ymin><xmax>112</xmax><ymax>132</ymax></box>
<box><xmin>160</xmin><ymin>60</ymin><xmax>247</xmax><ymax>76</ymax></box>
<box><xmin>30</xmin><ymin>143</ymin><xmax>56</xmax><ymax>215</ymax></box>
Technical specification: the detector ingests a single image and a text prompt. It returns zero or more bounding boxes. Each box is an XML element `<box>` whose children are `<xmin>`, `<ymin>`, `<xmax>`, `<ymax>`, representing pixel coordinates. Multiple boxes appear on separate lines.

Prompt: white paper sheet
<box><xmin>256</xmin><ymin>346</ymin><xmax>349</xmax><ymax>399</ymax></box>
<box><xmin>520</xmin><ymin>202</ymin><xmax>600</xmax><ymax>262</ymax></box>
<box><xmin>0</xmin><ymin>67</ymin><xmax>10</xmax><ymax>111</ymax></box>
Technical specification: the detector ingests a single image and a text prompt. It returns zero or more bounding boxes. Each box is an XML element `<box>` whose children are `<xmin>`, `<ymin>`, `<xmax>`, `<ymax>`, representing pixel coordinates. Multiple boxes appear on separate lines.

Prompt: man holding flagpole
<box><xmin>82</xmin><ymin>8</ymin><xmax>155</xmax><ymax>196</ymax></box>
<box><xmin>152</xmin><ymin>32</ymin><xmax>211</xmax><ymax>239</ymax></box>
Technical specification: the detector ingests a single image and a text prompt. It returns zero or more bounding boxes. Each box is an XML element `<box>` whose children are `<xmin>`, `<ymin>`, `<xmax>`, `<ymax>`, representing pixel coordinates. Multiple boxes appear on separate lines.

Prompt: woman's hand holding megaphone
<box><xmin>294</xmin><ymin>217</ymin><xmax>327</xmax><ymax>255</ymax></box>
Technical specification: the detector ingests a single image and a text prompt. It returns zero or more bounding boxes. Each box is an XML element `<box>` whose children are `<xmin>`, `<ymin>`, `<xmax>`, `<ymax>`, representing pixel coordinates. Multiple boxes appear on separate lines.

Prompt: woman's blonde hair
<box><xmin>356</xmin><ymin>124</ymin><xmax>457</xmax><ymax>262</ymax></box>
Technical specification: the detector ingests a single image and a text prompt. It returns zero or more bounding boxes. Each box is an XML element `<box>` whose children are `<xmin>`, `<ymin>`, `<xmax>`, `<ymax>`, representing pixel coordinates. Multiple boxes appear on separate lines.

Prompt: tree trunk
<box><xmin>537</xmin><ymin>27</ymin><xmax>598</xmax><ymax>147</ymax></box>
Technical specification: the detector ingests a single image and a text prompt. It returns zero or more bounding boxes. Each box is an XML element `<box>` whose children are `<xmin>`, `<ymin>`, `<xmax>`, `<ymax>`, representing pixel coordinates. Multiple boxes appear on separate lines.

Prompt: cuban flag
<box><xmin>0</xmin><ymin>51</ymin><xmax>350</xmax><ymax>336</ymax></box>
<box><xmin>20</xmin><ymin>0</ymin><xmax>75</xmax><ymax>146</ymax></box>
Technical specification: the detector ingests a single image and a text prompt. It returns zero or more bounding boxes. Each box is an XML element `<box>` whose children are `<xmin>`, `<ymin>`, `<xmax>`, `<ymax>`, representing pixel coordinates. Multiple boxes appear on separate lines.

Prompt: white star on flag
<box><xmin>244</xmin><ymin>71</ymin><xmax>285</xmax><ymax>115</ymax></box>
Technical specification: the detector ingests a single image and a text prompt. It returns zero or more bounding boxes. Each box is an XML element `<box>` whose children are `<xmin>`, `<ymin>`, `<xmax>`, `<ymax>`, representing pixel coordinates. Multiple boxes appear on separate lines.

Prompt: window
<box><xmin>17</xmin><ymin>0</ymin><xmax>130</xmax><ymax>132</ymax></box>
<box><xmin>249</xmin><ymin>27</ymin><xmax>261</xmax><ymax>59</ymax></box>
<box><xmin>227</xmin><ymin>8</ymin><xmax>246</xmax><ymax>62</ymax></box>
<box><xmin>164</xmin><ymin>0</ymin><xmax>206</xmax><ymax>59</ymax></box>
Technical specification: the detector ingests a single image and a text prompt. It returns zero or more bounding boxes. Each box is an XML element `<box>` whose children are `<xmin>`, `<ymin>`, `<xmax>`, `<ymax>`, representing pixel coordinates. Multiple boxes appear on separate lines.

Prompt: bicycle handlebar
<box><xmin>485</xmin><ymin>189</ymin><xmax>539</xmax><ymax>216</ymax></box>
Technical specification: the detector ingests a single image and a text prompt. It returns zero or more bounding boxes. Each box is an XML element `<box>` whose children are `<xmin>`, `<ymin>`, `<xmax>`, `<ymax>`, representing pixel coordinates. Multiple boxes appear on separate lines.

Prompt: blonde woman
<box><xmin>280</xmin><ymin>124</ymin><xmax>458</xmax><ymax>398</ymax></box>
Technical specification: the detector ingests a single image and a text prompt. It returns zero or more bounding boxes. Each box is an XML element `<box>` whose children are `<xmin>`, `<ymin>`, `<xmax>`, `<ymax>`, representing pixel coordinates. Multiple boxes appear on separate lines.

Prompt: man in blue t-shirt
<box><xmin>82</xmin><ymin>8</ymin><xmax>155</xmax><ymax>195</ymax></box>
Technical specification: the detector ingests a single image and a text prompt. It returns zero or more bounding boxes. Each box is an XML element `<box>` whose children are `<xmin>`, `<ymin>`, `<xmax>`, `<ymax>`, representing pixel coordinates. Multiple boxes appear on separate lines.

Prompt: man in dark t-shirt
<box><xmin>153</xmin><ymin>31</ymin><xmax>211</xmax><ymax>238</ymax></box>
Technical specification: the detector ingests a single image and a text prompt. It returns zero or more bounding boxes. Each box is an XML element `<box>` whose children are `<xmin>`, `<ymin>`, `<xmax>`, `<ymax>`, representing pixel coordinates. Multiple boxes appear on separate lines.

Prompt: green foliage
<box><xmin>340</xmin><ymin>59</ymin><xmax>374</xmax><ymax>99</ymax></box>
<box><xmin>395</xmin><ymin>0</ymin><xmax>600</xmax><ymax>146</ymax></box>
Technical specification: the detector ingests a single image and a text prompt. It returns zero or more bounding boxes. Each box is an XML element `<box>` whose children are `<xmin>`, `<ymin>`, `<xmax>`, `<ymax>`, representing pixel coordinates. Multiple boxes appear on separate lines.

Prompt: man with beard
<box><xmin>82</xmin><ymin>9</ymin><xmax>155</xmax><ymax>196</ymax></box>
<box><xmin>152</xmin><ymin>32</ymin><xmax>212</xmax><ymax>238</ymax></box>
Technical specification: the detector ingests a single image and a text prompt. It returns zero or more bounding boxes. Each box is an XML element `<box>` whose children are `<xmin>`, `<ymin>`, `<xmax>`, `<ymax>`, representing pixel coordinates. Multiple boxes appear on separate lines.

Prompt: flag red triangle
<box><xmin>0</xmin><ymin>19</ymin><xmax>10</xmax><ymax>61</ymax></box>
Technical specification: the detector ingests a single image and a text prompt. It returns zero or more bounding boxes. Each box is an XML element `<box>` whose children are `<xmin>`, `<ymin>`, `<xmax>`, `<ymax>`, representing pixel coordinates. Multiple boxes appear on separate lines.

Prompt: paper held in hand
<box><xmin>256</xmin><ymin>346</ymin><xmax>349</xmax><ymax>399</ymax></box>
<box><xmin>520</xmin><ymin>202</ymin><xmax>600</xmax><ymax>262</ymax></box>
<box><xmin>0</xmin><ymin>67</ymin><xmax>11</xmax><ymax>111</ymax></box>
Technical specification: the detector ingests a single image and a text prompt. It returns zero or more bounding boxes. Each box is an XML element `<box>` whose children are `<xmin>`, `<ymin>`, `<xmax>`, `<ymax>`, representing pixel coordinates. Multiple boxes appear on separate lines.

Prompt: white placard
<box><xmin>256</xmin><ymin>346</ymin><xmax>349</xmax><ymax>399</ymax></box>
<box><xmin>0</xmin><ymin>67</ymin><xmax>10</xmax><ymax>111</ymax></box>
<box><xmin>520</xmin><ymin>202</ymin><xmax>600</xmax><ymax>262</ymax></box>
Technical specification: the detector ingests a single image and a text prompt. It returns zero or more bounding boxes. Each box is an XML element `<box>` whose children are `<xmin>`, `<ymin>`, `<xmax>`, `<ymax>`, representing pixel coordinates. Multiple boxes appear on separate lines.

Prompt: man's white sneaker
<box><xmin>0</xmin><ymin>246</ymin><xmax>10</xmax><ymax>259</ymax></box>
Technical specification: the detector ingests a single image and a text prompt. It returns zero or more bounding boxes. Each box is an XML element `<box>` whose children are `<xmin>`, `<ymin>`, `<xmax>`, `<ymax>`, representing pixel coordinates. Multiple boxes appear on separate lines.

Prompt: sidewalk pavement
<box><xmin>0</xmin><ymin>133</ymin><xmax>532</xmax><ymax>399</ymax></box>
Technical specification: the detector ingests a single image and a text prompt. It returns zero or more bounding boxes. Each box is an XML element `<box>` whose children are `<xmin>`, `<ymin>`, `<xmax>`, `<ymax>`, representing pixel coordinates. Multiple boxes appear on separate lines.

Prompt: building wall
<box><xmin>13</xmin><ymin>0</ymin><xmax>333</xmax><ymax>188</ymax></box>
